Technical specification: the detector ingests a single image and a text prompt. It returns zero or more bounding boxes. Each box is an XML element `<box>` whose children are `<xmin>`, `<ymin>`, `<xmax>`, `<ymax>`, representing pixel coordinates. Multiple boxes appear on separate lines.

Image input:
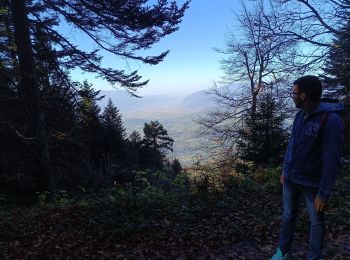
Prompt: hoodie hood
<box><xmin>311</xmin><ymin>102</ymin><xmax>344</xmax><ymax>115</ymax></box>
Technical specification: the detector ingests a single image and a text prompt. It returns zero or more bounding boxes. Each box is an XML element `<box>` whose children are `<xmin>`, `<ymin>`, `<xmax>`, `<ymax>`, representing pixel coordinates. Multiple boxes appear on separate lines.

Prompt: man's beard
<box><xmin>294</xmin><ymin>101</ymin><xmax>303</xmax><ymax>109</ymax></box>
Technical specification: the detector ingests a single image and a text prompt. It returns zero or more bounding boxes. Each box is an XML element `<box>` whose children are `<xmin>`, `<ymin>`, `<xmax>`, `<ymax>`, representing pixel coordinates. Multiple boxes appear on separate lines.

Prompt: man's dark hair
<box><xmin>294</xmin><ymin>75</ymin><xmax>323</xmax><ymax>102</ymax></box>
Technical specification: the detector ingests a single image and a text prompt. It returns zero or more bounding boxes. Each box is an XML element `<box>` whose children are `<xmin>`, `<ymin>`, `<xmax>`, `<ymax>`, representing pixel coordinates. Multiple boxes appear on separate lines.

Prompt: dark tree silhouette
<box><xmin>143</xmin><ymin>121</ymin><xmax>174</xmax><ymax>153</ymax></box>
<box><xmin>2</xmin><ymin>0</ymin><xmax>189</xmax><ymax>195</ymax></box>
<box><xmin>141</xmin><ymin>121</ymin><xmax>174</xmax><ymax>170</ymax></box>
<box><xmin>171</xmin><ymin>158</ymin><xmax>182</xmax><ymax>174</ymax></box>
<box><xmin>101</xmin><ymin>98</ymin><xmax>126</xmax><ymax>163</ymax></box>
<box><xmin>236</xmin><ymin>91</ymin><xmax>288</xmax><ymax>167</ymax></box>
<box><xmin>9</xmin><ymin>0</ymin><xmax>55</xmax><ymax>195</ymax></box>
<box><xmin>77</xmin><ymin>81</ymin><xmax>104</xmax><ymax>170</ymax></box>
<box><xmin>324</xmin><ymin>19</ymin><xmax>350</xmax><ymax>94</ymax></box>
<box><xmin>323</xmin><ymin>13</ymin><xmax>350</xmax><ymax>156</ymax></box>
<box><xmin>126</xmin><ymin>130</ymin><xmax>143</xmax><ymax>169</ymax></box>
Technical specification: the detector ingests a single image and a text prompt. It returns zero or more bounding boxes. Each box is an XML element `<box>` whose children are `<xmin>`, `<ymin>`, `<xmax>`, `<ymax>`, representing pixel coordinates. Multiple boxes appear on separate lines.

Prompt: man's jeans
<box><xmin>278</xmin><ymin>179</ymin><xmax>325</xmax><ymax>260</ymax></box>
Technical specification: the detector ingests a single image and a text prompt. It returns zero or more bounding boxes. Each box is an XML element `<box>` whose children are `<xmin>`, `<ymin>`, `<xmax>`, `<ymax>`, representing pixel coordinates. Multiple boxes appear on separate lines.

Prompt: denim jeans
<box><xmin>278</xmin><ymin>179</ymin><xmax>325</xmax><ymax>260</ymax></box>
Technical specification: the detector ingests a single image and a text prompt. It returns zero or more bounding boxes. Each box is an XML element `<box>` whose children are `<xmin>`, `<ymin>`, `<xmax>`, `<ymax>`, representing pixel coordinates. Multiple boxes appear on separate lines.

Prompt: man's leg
<box><xmin>303</xmin><ymin>186</ymin><xmax>325</xmax><ymax>260</ymax></box>
<box><xmin>277</xmin><ymin>180</ymin><xmax>301</xmax><ymax>254</ymax></box>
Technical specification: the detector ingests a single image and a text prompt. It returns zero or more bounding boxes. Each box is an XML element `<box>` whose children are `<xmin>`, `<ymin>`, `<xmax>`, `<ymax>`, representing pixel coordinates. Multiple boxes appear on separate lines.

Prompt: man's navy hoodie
<box><xmin>282</xmin><ymin>102</ymin><xmax>344</xmax><ymax>201</ymax></box>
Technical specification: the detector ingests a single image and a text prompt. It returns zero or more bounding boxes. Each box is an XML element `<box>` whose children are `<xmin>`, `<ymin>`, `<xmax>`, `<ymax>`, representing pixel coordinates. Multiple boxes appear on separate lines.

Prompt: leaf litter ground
<box><xmin>0</xmin><ymin>176</ymin><xmax>349</xmax><ymax>259</ymax></box>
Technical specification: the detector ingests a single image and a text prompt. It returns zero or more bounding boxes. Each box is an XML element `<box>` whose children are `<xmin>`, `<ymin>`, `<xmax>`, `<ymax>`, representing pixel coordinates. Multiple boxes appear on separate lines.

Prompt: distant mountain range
<box><xmin>181</xmin><ymin>90</ymin><xmax>218</xmax><ymax>108</ymax></box>
<box><xmin>97</xmin><ymin>85</ymin><xmax>245</xmax><ymax>113</ymax></box>
<box><xmin>98</xmin><ymin>90</ymin><xmax>179</xmax><ymax>112</ymax></box>
<box><xmin>98</xmin><ymin>83</ymin><xmax>245</xmax><ymax>112</ymax></box>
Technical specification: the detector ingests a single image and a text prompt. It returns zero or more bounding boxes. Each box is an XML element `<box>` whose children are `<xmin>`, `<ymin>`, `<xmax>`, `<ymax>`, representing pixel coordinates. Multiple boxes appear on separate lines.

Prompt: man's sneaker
<box><xmin>271</xmin><ymin>248</ymin><xmax>291</xmax><ymax>260</ymax></box>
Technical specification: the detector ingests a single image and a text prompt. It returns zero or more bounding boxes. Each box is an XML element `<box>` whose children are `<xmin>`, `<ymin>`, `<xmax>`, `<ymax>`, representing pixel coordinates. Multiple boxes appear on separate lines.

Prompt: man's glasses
<box><xmin>289</xmin><ymin>92</ymin><xmax>300</xmax><ymax>97</ymax></box>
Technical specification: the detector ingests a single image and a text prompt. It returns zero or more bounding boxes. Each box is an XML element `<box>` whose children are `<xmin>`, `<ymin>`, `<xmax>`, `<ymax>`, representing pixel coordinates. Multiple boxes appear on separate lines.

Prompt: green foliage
<box><xmin>129</xmin><ymin>131</ymin><xmax>142</xmax><ymax>144</ymax></box>
<box><xmin>100</xmin><ymin>98</ymin><xmax>127</xmax><ymax>169</ymax></box>
<box><xmin>78</xmin><ymin>81</ymin><xmax>103</xmax><ymax>127</ymax></box>
<box><xmin>236</xmin><ymin>91</ymin><xmax>288</xmax><ymax>167</ymax></box>
<box><xmin>139</xmin><ymin>121</ymin><xmax>174</xmax><ymax>170</ymax></box>
<box><xmin>323</xmin><ymin>6</ymin><xmax>350</xmax><ymax>157</ymax></box>
<box><xmin>253</xmin><ymin>166</ymin><xmax>283</xmax><ymax>193</ymax></box>
<box><xmin>171</xmin><ymin>158</ymin><xmax>182</xmax><ymax>174</ymax></box>
<box><xmin>52</xmin><ymin>190</ymin><xmax>71</xmax><ymax>206</ymax></box>
<box><xmin>171</xmin><ymin>173</ymin><xmax>190</xmax><ymax>190</ymax></box>
<box><xmin>234</xmin><ymin>161</ymin><xmax>255</xmax><ymax>175</ymax></box>
<box><xmin>36</xmin><ymin>191</ymin><xmax>51</xmax><ymax>205</ymax></box>
<box><xmin>188</xmin><ymin>166</ymin><xmax>242</xmax><ymax>201</ymax></box>
<box><xmin>143</xmin><ymin>121</ymin><xmax>174</xmax><ymax>152</ymax></box>
<box><xmin>101</xmin><ymin>99</ymin><xmax>126</xmax><ymax>141</ymax></box>
<box><xmin>324</xmin><ymin>15</ymin><xmax>350</xmax><ymax>94</ymax></box>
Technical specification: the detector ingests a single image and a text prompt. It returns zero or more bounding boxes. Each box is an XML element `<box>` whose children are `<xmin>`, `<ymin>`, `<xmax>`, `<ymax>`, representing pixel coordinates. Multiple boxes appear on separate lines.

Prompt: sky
<box><xmin>68</xmin><ymin>0</ymin><xmax>244</xmax><ymax>97</ymax></box>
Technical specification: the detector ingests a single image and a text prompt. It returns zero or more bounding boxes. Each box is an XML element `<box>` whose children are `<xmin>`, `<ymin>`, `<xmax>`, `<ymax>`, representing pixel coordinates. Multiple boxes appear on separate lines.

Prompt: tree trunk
<box><xmin>343</xmin><ymin>94</ymin><xmax>350</xmax><ymax>157</ymax></box>
<box><xmin>251</xmin><ymin>92</ymin><xmax>258</xmax><ymax>119</ymax></box>
<box><xmin>10</xmin><ymin>0</ymin><xmax>55</xmax><ymax>197</ymax></box>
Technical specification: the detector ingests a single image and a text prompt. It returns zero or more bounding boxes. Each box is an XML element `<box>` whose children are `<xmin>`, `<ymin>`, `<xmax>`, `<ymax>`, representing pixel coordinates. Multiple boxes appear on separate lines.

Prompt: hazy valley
<box><xmin>99</xmin><ymin>89</ymin><xmax>219</xmax><ymax>166</ymax></box>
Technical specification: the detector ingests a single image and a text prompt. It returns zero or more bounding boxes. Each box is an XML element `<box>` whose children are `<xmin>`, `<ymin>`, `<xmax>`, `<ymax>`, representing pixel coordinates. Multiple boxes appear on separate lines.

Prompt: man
<box><xmin>271</xmin><ymin>75</ymin><xmax>344</xmax><ymax>260</ymax></box>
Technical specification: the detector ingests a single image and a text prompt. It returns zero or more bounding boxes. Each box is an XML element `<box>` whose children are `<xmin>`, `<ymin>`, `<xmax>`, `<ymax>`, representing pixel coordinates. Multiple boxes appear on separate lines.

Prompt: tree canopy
<box><xmin>3</xmin><ymin>0</ymin><xmax>190</xmax><ymax>93</ymax></box>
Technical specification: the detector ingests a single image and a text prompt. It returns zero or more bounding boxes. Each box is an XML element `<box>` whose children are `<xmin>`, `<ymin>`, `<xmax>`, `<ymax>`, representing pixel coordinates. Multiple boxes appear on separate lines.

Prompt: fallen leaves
<box><xmin>0</xmin><ymin>175</ymin><xmax>349</xmax><ymax>259</ymax></box>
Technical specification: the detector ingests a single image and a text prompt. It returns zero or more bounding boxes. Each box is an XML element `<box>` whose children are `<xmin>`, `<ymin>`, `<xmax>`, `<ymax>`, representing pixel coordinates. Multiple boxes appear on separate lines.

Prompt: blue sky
<box><xmin>69</xmin><ymin>0</ymin><xmax>244</xmax><ymax>96</ymax></box>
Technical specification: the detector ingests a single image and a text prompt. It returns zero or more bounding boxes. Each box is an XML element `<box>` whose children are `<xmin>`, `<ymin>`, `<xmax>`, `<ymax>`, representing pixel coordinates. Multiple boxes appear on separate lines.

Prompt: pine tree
<box><xmin>171</xmin><ymin>159</ymin><xmax>182</xmax><ymax>174</ymax></box>
<box><xmin>143</xmin><ymin>121</ymin><xmax>174</xmax><ymax>153</ymax></box>
<box><xmin>237</xmin><ymin>91</ymin><xmax>288</xmax><ymax>167</ymax></box>
<box><xmin>101</xmin><ymin>98</ymin><xmax>126</xmax><ymax>162</ymax></box>
<box><xmin>323</xmin><ymin>4</ymin><xmax>350</xmax><ymax>156</ymax></box>
<box><xmin>129</xmin><ymin>131</ymin><xmax>142</xmax><ymax>145</ymax></box>
<box><xmin>141</xmin><ymin>121</ymin><xmax>174</xmax><ymax>170</ymax></box>
<box><xmin>125</xmin><ymin>130</ymin><xmax>143</xmax><ymax>169</ymax></box>
<box><xmin>77</xmin><ymin>81</ymin><xmax>104</xmax><ymax>169</ymax></box>
<box><xmin>324</xmin><ymin>18</ymin><xmax>350</xmax><ymax>94</ymax></box>
<box><xmin>9</xmin><ymin>0</ymin><xmax>55</xmax><ymax>195</ymax></box>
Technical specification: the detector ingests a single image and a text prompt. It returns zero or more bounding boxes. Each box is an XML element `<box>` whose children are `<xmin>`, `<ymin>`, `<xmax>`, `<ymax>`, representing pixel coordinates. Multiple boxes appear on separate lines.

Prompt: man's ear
<box><xmin>300</xmin><ymin>92</ymin><xmax>306</xmax><ymax>101</ymax></box>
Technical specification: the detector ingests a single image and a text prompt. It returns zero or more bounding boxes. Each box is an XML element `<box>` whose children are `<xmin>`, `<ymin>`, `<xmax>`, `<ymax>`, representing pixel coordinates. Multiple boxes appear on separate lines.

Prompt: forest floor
<box><xmin>0</xmin><ymin>171</ymin><xmax>349</xmax><ymax>259</ymax></box>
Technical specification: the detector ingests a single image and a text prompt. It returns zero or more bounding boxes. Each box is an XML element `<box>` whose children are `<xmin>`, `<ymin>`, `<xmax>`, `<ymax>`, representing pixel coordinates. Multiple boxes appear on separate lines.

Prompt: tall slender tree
<box><xmin>324</xmin><ymin>19</ymin><xmax>350</xmax><ymax>94</ymax></box>
<box><xmin>9</xmin><ymin>0</ymin><xmax>55</xmax><ymax>195</ymax></box>
<box><xmin>236</xmin><ymin>90</ymin><xmax>288</xmax><ymax>167</ymax></box>
<box><xmin>101</xmin><ymin>98</ymin><xmax>126</xmax><ymax>163</ymax></box>
<box><xmin>143</xmin><ymin>121</ymin><xmax>174</xmax><ymax>154</ymax></box>
<box><xmin>126</xmin><ymin>130</ymin><xmax>143</xmax><ymax>169</ymax></box>
<box><xmin>141</xmin><ymin>120</ymin><xmax>174</xmax><ymax>169</ymax></box>
<box><xmin>323</xmin><ymin>11</ymin><xmax>350</xmax><ymax>156</ymax></box>
<box><xmin>77</xmin><ymin>81</ymin><xmax>104</xmax><ymax>170</ymax></box>
<box><xmin>197</xmin><ymin>0</ymin><xmax>293</xmax><ymax>167</ymax></box>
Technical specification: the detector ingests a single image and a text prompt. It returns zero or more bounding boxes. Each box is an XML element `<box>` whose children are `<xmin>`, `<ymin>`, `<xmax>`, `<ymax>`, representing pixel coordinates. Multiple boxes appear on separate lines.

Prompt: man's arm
<box><xmin>281</xmin><ymin>115</ymin><xmax>298</xmax><ymax>184</ymax></box>
<box><xmin>317</xmin><ymin>113</ymin><xmax>345</xmax><ymax>202</ymax></box>
<box><xmin>281</xmin><ymin>138</ymin><xmax>292</xmax><ymax>185</ymax></box>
